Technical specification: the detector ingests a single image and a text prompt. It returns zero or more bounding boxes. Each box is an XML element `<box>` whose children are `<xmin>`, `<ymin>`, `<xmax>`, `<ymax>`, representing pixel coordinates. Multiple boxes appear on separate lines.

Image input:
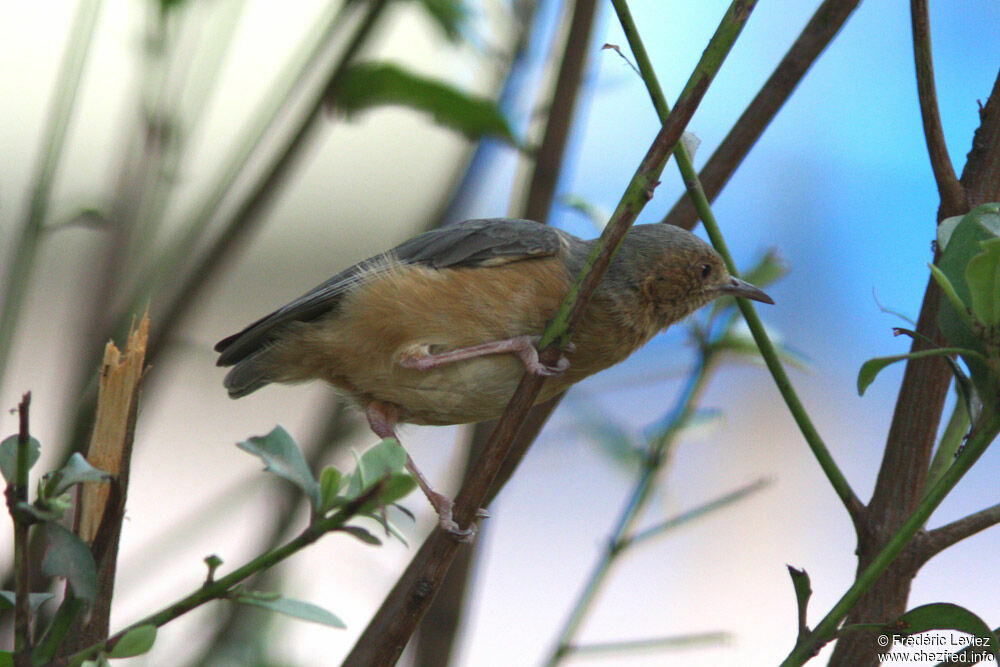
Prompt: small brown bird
<box><xmin>216</xmin><ymin>218</ymin><xmax>772</xmax><ymax>537</ymax></box>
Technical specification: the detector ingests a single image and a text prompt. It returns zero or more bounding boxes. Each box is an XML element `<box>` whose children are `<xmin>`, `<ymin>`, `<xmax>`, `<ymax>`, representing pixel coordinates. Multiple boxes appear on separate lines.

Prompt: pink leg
<box><xmin>365</xmin><ymin>401</ymin><xmax>484</xmax><ymax>542</ymax></box>
<box><xmin>399</xmin><ymin>335</ymin><xmax>572</xmax><ymax>376</ymax></box>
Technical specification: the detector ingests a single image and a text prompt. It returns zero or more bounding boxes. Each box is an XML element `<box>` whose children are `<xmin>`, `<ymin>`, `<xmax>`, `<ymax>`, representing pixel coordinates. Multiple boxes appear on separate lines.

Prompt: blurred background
<box><xmin>1</xmin><ymin>0</ymin><xmax>999</xmax><ymax>664</ymax></box>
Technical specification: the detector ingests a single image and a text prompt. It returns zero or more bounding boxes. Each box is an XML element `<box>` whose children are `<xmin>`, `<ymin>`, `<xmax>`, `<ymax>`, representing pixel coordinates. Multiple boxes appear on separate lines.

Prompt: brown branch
<box><xmin>910</xmin><ymin>0</ymin><xmax>965</xmax><ymax>216</ymax></box>
<box><xmin>959</xmin><ymin>72</ymin><xmax>1000</xmax><ymax>202</ymax></box>
<box><xmin>63</xmin><ymin>316</ymin><xmax>149</xmax><ymax>653</ymax></box>
<box><xmin>342</xmin><ymin>3</ymin><xmax>755</xmax><ymax>657</ymax></box>
<box><xmin>662</xmin><ymin>0</ymin><xmax>860</xmax><ymax>230</ymax></box>
<box><xmin>11</xmin><ymin>392</ymin><xmax>32</xmax><ymax>666</ymax></box>
<box><xmin>912</xmin><ymin>502</ymin><xmax>1000</xmax><ymax>565</ymax></box>
<box><xmin>413</xmin><ymin>5</ymin><xmax>598</xmax><ymax>661</ymax></box>
<box><xmin>829</xmin><ymin>68</ymin><xmax>1000</xmax><ymax>667</ymax></box>
<box><xmin>521</xmin><ymin>0</ymin><xmax>599</xmax><ymax>223</ymax></box>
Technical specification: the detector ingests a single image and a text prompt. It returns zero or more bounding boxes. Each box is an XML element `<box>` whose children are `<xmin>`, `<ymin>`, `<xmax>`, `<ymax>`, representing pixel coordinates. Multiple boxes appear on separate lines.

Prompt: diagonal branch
<box><xmin>342</xmin><ymin>4</ymin><xmax>758</xmax><ymax>664</ymax></box>
<box><xmin>663</xmin><ymin>0</ymin><xmax>861</xmax><ymax>230</ymax></box>
<box><xmin>914</xmin><ymin>502</ymin><xmax>1000</xmax><ymax>565</ymax></box>
<box><xmin>613</xmin><ymin>0</ymin><xmax>863</xmax><ymax>522</ymax></box>
<box><xmin>910</xmin><ymin>0</ymin><xmax>966</xmax><ymax>216</ymax></box>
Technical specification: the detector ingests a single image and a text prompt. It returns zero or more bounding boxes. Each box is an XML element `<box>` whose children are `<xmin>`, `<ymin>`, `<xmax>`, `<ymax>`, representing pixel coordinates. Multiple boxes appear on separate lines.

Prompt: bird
<box><xmin>215</xmin><ymin>218</ymin><xmax>773</xmax><ymax>538</ymax></box>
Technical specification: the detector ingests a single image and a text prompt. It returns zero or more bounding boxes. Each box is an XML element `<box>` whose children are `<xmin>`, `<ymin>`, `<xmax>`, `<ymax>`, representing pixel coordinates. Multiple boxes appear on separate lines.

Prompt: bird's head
<box><xmin>625</xmin><ymin>224</ymin><xmax>773</xmax><ymax>326</ymax></box>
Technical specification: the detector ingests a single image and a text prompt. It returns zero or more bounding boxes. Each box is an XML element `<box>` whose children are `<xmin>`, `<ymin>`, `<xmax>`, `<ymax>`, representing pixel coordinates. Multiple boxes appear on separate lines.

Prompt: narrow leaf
<box><xmin>787</xmin><ymin>565</ymin><xmax>812</xmax><ymax>641</ymax></box>
<box><xmin>340</xmin><ymin>525</ymin><xmax>382</xmax><ymax>546</ymax></box>
<box><xmin>857</xmin><ymin>348</ymin><xmax>983</xmax><ymax>396</ymax></box>
<box><xmin>331</xmin><ymin>63</ymin><xmax>517</xmax><ymax>145</ymax></box>
<box><xmin>42</xmin><ymin>523</ymin><xmax>98</xmax><ymax>604</ymax></box>
<box><xmin>43</xmin><ymin>452</ymin><xmax>111</xmax><ymax>497</ymax></box>
<box><xmin>0</xmin><ymin>435</ymin><xmax>41</xmax><ymax>484</ymax></box>
<box><xmin>237</xmin><ymin>426</ymin><xmax>320</xmax><ymax>510</ymax></box>
<box><xmin>235</xmin><ymin>592</ymin><xmax>346</xmax><ymax>629</ymax></box>
<box><xmin>929</xmin><ymin>264</ymin><xmax>978</xmax><ymax>333</ymax></box>
<box><xmin>108</xmin><ymin>624</ymin><xmax>157</xmax><ymax>658</ymax></box>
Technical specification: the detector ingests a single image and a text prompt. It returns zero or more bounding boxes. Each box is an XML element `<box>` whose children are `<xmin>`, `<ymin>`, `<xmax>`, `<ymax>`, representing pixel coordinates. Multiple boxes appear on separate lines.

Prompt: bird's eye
<box><xmin>700</xmin><ymin>263</ymin><xmax>712</xmax><ymax>279</ymax></box>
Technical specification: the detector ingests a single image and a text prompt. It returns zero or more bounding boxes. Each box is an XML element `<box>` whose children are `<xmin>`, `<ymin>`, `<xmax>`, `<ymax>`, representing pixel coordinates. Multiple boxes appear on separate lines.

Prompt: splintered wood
<box><xmin>77</xmin><ymin>315</ymin><xmax>149</xmax><ymax>544</ymax></box>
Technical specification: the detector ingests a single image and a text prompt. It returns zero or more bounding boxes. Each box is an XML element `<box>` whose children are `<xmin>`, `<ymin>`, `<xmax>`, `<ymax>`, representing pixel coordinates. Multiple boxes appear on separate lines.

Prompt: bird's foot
<box><xmin>428</xmin><ymin>490</ymin><xmax>489</xmax><ymax>543</ymax></box>
<box><xmin>516</xmin><ymin>336</ymin><xmax>574</xmax><ymax>376</ymax></box>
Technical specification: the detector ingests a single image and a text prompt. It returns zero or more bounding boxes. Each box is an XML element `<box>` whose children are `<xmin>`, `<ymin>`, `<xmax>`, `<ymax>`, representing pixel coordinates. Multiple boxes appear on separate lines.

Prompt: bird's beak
<box><xmin>717</xmin><ymin>277</ymin><xmax>774</xmax><ymax>304</ymax></box>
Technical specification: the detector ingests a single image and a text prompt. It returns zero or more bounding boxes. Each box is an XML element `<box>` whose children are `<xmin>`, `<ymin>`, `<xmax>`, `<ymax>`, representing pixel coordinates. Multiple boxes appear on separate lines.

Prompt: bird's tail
<box><xmin>222</xmin><ymin>348</ymin><xmax>278</xmax><ymax>398</ymax></box>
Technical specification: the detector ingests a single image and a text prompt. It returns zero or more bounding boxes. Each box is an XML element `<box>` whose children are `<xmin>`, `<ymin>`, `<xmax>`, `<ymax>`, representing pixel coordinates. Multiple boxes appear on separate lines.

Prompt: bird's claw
<box><xmin>432</xmin><ymin>495</ymin><xmax>488</xmax><ymax>543</ymax></box>
<box><xmin>521</xmin><ymin>338</ymin><xmax>574</xmax><ymax>376</ymax></box>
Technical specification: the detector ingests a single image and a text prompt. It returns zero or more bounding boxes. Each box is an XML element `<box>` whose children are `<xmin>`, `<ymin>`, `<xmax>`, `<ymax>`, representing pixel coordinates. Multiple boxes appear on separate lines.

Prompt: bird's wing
<box><xmin>214</xmin><ymin>218</ymin><xmax>563</xmax><ymax>365</ymax></box>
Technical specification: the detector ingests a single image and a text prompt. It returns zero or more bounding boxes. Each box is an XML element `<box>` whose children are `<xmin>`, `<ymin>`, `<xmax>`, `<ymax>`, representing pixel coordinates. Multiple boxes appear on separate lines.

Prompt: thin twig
<box><xmin>623</xmin><ymin>477</ymin><xmax>772</xmax><ymax>549</ymax></box>
<box><xmin>910</xmin><ymin>0</ymin><xmax>965</xmax><ymax>216</ymax></box>
<box><xmin>10</xmin><ymin>393</ymin><xmax>32</xmax><ymax>665</ymax></box>
<box><xmin>344</xmin><ymin>5</ymin><xmax>758</xmax><ymax>663</ymax></box>
<box><xmin>915</xmin><ymin>501</ymin><xmax>1000</xmax><ymax>565</ymax></box>
<box><xmin>566</xmin><ymin>631</ymin><xmax>732</xmax><ymax>656</ymax></box>
<box><xmin>611</xmin><ymin>0</ymin><xmax>863</xmax><ymax>521</ymax></box>
<box><xmin>662</xmin><ymin>0</ymin><xmax>861</xmax><ymax>230</ymax></box>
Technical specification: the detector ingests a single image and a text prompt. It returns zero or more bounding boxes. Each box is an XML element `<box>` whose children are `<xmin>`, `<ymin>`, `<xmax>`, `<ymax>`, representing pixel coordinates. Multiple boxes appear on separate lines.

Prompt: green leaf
<box><xmin>883</xmin><ymin>602</ymin><xmax>999</xmax><ymax>660</ymax></box>
<box><xmin>0</xmin><ymin>651</ymin><xmax>11</xmax><ymax>667</ymax></box>
<box><xmin>235</xmin><ymin>591</ymin><xmax>346</xmax><ymax>629</ymax></box>
<box><xmin>0</xmin><ymin>590</ymin><xmax>54</xmax><ymax>613</ymax></box>
<box><xmin>965</xmin><ymin>238</ymin><xmax>1000</xmax><ymax>327</ymax></box>
<box><xmin>42</xmin><ymin>453</ymin><xmax>111</xmax><ymax>497</ymax></box>
<box><xmin>787</xmin><ymin>566</ymin><xmax>812</xmax><ymax>641</ymax></box>
<box><xmin>319</xmin><ymin>465</ymin><xmax>343</xmax><ymax>512</ymax></box>
<box><xmin>378</xmin><ymin>472</ymin><xmax>417</xmax><ymax>506</ymax></box>
<box><xmin>237</xmin><ymin>426</ymin><xmax>320</xmax><ymax>510</ymax></box>
<box><xmin>347</xmin><ymin>438</ymin><xmax>408</xmax><ymax>498</ymax></box>
<box><xmin>340</xmin><ymin>525</ymin><xmax>382</xmax><ymax>546</ymax></box>
<box><xmin>42</xmin><ymin>523</ymin><xmax>97</xmax><ymax>604</ymax></box>
<box><xmin>857</xmin><ymin>348</ymin><xmax>984</xmax><ymax>396</ymax></box>
<box><xmin>0</xmin><ymin>435</ymin><xmax>41</xmax><ymax>485</ymax></box>
<box><xmin>108</xmin><ymin>624</ymin><xmax>157</xmax><ymax>658</ymax></box>
<box><xmin>331</xmin><ymin>63</ymin><xmax>517</xmax><ymax>145</ymax></box>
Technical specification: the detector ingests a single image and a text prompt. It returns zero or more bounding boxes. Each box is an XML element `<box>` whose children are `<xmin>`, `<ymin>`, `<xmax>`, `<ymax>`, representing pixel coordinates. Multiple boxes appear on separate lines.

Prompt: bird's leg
<box><xmin>399</xmin><ymin>335</ymin><xmax>573</xmax><ymax>376</ymax></box>
<box><xmin>365</xmin><ymin>401</ymin><xmax>485</xmax><ymax>542</ymax></box>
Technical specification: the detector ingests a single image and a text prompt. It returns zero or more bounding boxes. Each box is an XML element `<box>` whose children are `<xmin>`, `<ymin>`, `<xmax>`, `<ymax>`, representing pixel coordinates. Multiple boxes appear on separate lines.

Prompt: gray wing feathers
<box><xmin>215</xmin><ymin>218</ymin><xmax>562</xmax><ymax>373</ymax></box>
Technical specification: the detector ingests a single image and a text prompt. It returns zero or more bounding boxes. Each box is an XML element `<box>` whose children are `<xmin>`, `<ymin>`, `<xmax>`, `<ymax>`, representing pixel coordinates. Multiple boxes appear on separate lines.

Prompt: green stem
<box><xmin>779</xmin><ymin>411</ymin><xmax>1000</xmax><ymax>666</ymax></box>
<box><xmin>67</xmin><ymin>487</ymin><xmax>381</xmax><ymax>665</ymax></box>
<box><xmin>0</xmin><ymin>0</ymin><xmax>103</xmax><ymax>387</ymax></box>
<box><xmin>538</xmin><ymin>0</ymin><xmax>757</xmax><ymax>352</ymax></box>
<box><xmin>544</xmin><ymin>356</ymin><xmax>717</xmax><ymax>665</ymax></box>
<box><xmin>612</xmin><ymin>0</ymin><xmax>862</xmax><ymax>520</ymax></box>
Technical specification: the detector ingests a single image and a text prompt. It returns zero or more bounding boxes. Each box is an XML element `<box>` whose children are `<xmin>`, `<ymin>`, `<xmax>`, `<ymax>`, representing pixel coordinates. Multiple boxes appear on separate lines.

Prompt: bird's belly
<box><xmin>357</xmin><ymin>356</ymin><xmax>529</xmax><ymax>425</ymax></box>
